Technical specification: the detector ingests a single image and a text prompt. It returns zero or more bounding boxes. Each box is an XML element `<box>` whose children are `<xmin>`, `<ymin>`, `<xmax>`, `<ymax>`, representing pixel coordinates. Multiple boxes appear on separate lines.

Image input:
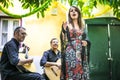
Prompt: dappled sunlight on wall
<box><xmin>23</xmin><ymin>4</ymin><xmax>66</xmax><ymax>56</ymax></box>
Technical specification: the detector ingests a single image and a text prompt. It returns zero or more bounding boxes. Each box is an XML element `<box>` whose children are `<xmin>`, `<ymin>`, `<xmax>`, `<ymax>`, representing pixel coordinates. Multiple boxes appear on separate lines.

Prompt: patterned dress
<box><xmin>61</xmin><ymin>28</ymin><xmax>89</xmax><ymax>80</ymax></box>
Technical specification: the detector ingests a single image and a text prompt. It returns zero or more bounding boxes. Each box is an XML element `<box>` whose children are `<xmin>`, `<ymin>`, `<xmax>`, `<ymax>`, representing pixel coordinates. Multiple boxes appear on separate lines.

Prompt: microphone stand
<box><xmin>107</xmin><ymin>24</ymin><xmax>113</xmax><ymax>80</ymax></box>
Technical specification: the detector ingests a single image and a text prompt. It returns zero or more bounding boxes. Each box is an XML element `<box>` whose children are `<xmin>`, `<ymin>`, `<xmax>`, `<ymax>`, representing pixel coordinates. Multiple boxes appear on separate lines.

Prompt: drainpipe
<box><xmin>107</xmin><ymin>24</ymin><xmax>113</xmax><ymax>80</ymax></box>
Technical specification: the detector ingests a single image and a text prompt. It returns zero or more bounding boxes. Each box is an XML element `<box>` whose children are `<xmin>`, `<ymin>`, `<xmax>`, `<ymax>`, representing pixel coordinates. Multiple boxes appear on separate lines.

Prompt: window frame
<box><xmin>0</xmin><ymin>18</ymin><xmax>20</xmax><ymax>51</ymax></box>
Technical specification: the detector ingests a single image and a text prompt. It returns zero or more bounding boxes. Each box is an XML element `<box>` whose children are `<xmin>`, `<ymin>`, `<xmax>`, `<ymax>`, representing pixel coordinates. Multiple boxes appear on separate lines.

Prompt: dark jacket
<box><xmin>40</xmin><ymin>49</ymin><xmax>61</xmax><ymax>67</ymax></box>
<box><xmin>0</xmin><ymin>38</ymin><xmax>27</xmax><ymax>80</ymax></box>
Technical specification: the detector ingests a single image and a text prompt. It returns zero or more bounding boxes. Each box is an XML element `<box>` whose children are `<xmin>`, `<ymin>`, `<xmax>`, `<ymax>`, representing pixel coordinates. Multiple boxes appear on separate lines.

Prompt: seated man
<box><xmin>0</xmin><ymin>27</ymin><xmax>41</xmax><ymax>80</ymax></box>
<box><xmin>40</xmin><ymin>38</ymin><xmax>61</xmax><ymax>80</ymax></box>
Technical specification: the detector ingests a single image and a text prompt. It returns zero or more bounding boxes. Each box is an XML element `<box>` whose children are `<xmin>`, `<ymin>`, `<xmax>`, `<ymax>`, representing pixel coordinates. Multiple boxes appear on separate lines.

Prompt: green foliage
<box><xmin>97</xmin><ymin>0</ymin><xmax>120</xmax><ymax>18</ymax></box>
<box><xmin>67</xmin><ymin>0</ymin><xmax>120</xmax><ymax>18</ymax></box>
<box><xmin>0</xmin><ymin>0</ymin><xmax>13</xmax><ymax>8</ymax></box>
<box><xmin>67</xmin><ymin>0</ymin><xmax>95</xmax><ymax>17</ymax></box>
<box><xmin>0</xmin><ymin>0</ymin><xmax>120</xmax><ymax>18</ymax></box>
<box><xmin>0</xmin><ymin>0</ymin><xmax>52</xmax><ymax>18</ymax></box>
<box><xmin>0</xmin><ymin>0</ymin><xmax>51</xmax><ymax>18</ymax></box>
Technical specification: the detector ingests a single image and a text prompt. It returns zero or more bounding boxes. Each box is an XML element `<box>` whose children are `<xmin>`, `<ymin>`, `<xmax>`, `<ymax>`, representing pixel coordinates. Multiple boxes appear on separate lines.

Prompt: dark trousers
<box><xmin>42</xmin><ymin>73</ymin><xmax>49</xmax><ymax>80</ymax></box>
<box><xmin>6</xmin><ymin>72</ymin><xmax>41</xmax><ymax>80</ymax></box>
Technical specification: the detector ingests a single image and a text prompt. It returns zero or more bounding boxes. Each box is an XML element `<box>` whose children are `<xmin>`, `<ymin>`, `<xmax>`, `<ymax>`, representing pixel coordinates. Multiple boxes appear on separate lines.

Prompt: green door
<box><xmin>86</xmin><ymin>17</ymin><xmax>120</xmax><ymax>80</ymax></box>
<box><xmin>110</xmin><ymin>25</ymin><xmax>120</xmax><ymax>80</ymax></box>
<box><xmin>88</xmin><ymin>25</ymin><xmax>109</xmax><ymax>80</ymax></box>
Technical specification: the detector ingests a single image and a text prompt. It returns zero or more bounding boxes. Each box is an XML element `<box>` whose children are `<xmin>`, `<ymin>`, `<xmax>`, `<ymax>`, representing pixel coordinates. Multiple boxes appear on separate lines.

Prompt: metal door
<box><xmin>110</xmin><ymin>25</ymin><xmax>120</xmax><ymax>80</ymax></box>
<box><xmin>88</xmin><ymin>25</ymin><xmax>109</xmax><ymax>80</ymax></box>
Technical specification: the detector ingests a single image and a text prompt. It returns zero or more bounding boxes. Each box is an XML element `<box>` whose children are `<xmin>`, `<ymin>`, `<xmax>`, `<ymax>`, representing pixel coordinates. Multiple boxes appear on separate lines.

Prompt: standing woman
<box><xmin>60</xmin><ymin>6</ymin><xmax>91</xmax><ymax>80</ymax></box>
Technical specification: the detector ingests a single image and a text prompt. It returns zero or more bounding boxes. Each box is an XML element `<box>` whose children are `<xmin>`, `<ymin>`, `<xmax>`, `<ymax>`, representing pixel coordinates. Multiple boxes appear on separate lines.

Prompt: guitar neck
<box><xmin>25</xmin><ymin>47</ymin><xmax>29</xmax><ymax>59</ymax></box>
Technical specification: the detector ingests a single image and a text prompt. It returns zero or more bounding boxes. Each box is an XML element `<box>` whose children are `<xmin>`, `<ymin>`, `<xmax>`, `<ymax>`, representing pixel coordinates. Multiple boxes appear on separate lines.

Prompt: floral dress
<box><xmin>61</xmin><ymin>28</ymin><xmax>89</xmax><ymax>80</ymax></box>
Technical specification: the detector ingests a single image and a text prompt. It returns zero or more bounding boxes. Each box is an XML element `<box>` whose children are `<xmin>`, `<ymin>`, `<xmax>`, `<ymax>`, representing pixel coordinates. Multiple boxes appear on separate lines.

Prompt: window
<box><xmin>0</xmin><ymin>18</ymin><xmax>20</xmax><ymax>51</ymax></box>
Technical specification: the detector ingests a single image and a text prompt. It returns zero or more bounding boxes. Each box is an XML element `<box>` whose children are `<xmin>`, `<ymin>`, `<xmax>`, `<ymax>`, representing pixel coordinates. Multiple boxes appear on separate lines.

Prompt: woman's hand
<box><xmin>82</xmin><ymin>40</ymin><xmax>88</xmax><ymax>46</ymax></box>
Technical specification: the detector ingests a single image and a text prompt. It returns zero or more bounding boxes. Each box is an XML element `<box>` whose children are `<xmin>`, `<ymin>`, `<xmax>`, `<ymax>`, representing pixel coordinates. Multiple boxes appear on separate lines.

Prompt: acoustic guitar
<box><xmin>44</xmin><ymin>59</ymin><xmax>61</xmax><ymax>80</ymax></box>
<box><xmin>19</xmin><ymin>47</ymin><xmax>36</xmax><ymax>72</ymax></box>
